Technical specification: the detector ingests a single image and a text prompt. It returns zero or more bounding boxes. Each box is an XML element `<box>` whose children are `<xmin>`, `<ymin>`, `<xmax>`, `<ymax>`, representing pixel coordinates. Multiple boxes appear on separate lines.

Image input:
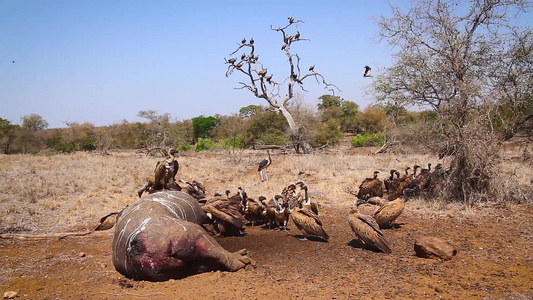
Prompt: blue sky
<box><xmin>1</xmin><ymin>1</ymin><xmax>529</xmax><ymax>128</ymax></box>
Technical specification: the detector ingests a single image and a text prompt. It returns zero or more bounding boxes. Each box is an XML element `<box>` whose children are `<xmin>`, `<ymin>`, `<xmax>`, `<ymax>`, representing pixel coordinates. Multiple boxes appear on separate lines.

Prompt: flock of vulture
<box><xmin>346</xmin><ymin>163</ymin><xmax>447</xmax><ymax>253</ymax></box>
<box><xmin>136</xmin><ymin>148</ymin><xmax>447</xmax><ymax>254</ymax></box>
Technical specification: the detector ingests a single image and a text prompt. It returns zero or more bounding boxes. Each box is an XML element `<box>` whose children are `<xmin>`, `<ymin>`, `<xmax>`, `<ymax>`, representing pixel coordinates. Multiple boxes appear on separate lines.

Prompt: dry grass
<box><xmin>0</xmin><ymin>146</ymin><xmax>531</xmax><ymax>234</ymax></box>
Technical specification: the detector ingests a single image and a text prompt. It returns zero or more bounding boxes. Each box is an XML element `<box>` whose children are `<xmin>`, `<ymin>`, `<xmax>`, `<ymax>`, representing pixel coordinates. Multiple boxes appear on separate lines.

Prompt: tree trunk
<box><xmin>278</xmin><ymin>106</ymin><xmax>311</xmax><ymax>154</ymax></box>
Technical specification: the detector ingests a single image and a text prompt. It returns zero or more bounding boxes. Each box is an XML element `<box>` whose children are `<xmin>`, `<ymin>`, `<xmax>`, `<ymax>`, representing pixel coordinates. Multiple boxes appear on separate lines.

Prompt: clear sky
<box><xmin>1</xmin><ymin>1</ymin><xmax>528</xmax><ymax>129</ymax></box>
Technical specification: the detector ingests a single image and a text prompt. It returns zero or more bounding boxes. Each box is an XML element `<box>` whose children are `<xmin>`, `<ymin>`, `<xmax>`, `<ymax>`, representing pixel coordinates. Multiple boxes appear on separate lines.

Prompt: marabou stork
<box><xmin>258</xmin><ymin>150</ymin><xmax>272</xmax><ymax>182</ymax></box>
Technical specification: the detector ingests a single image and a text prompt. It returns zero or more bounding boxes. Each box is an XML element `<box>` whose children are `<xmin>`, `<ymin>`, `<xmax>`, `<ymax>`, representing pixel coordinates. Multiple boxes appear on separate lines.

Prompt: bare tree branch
<box><xmin>225</xmin><ymin>17</ymin><xmax>340</xmax><ymax>153</ymax></box>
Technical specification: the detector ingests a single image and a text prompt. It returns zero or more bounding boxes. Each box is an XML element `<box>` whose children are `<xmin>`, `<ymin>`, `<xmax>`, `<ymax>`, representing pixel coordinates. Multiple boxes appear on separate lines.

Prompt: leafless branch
<box><xmin>225</xmin><ymin>16</ymin><xmax>339</xmax><ymax>153</ymax></box>
<box><xmin>0</xmin><ymin>231</ymin><xmax>93</xmax><ymax>240</ymax></box>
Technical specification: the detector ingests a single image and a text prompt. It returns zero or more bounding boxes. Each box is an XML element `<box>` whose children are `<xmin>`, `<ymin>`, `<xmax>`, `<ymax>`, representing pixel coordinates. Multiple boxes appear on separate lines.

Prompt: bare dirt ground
<box><xmin>1</xmin><ymin>147</ymin><xmax>532</xmax><ymax>299</ymax></box>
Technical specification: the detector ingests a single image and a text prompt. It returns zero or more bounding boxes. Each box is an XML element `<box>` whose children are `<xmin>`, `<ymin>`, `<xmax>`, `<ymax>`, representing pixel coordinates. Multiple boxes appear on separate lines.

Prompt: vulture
<box><xmin>348</xmin><ymin>199</ymin><xmax>392</xmax><ymax>253</ymax></box>
<box><xmin>137</xmin><ymin>148</ymin><xmax>179</xmax><ymax>197</ymax></box>
<box><xmin>227</xmin><ymin>58</ymin><xmax>237</xmax><ymax>64</ymax></box>
<box><xmin>357</xmin><ymin>170</ymin><xmax>385</xmax><ymax>199</ymax></box>
<box><xmin>426</xmin><ymin>164</ymin><xmax>446</xmax><ymax>196</ymax></box>
<box><xmin>299</xmin><ymin>185</ymin><xmax>319</xmax><ymax>215</ymax></box>
<box><xmin>309</xmin><ymin>65</ymin><xmax>315</xmax><ymax>72</ymax></box>
<box><xmin>178</xmin><ymin>179</ymin><xmax>207</xmax><ymax>201</ymax></box>
<box><xmin>374</xmin><ymin>188</ymin><xmax>413</xmax><ymax>229</ymax></box>
<box><xmin>363</xmin><ymin>65</ymin><xmax>372</xmax><ymax>77</ymax></box>
<box><xmin>273</xmin><ymin>195</ymin><xmax>291</xmax><ymax>231</ymax></box>
<box><xmin>417</xmin><ymin>163</ymin><xmax>432</xmax><ymax>189</ymax></box>
<box><xmin>281</xmin><ymin>182</ymin><xmax>299</xmax><ymax>209</ymax></box>
<box><xmin>387</xmin><ymin>167</ymin><xmax>413</xmax><ymax>200</ymax></box>
<box><xmin>203</xmin><ymin>201</ymin><xmax>246</xmax><ymax>236</ymax></box>
<box><xmin>261</xmin><ymin>195</ymin><xmax>278</xmax><ymax>229</ymax></box>
<box><xmin>291</xmin><ymin>207</ymin><xmax>329</xmax><ymax>241</ymax></box>
<box><xmin>241</xmin><ymin>190</ymin><xmax>264</xmax><ymax>226</ymax></box>
<box><xmin>384</xmin><ymin>169</ymin><xmax>397</xmax><ymax>193</ymax></box>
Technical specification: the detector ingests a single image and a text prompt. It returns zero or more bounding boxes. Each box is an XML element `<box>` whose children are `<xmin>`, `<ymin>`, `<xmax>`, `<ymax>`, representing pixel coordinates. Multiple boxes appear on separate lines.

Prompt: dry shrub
<box><xmin>384</xmin><ymin>109</ymin><xmax>531</xmax><ymax>204</ymax></box>
<box><xmin>383</xmin><ymin>118</ymin><xmax>436</xmax><ymax>155</ymax></box>
<box><xmin>0</xmin><ymin>148</ymin><xmax>529</xmax><ymax>234</ymax></box>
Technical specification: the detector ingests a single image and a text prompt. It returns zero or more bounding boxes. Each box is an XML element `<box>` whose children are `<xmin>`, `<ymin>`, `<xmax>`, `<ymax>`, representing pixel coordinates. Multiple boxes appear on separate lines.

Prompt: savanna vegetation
<box><xmin>0</xmin><ymin>0</ymin><xmax>531</xmax><ymax>205</ymax></box>
<box><xmin>0</xmin><ymin>1</ymin><xmax>532</xmax><ymax>298</ymax></box>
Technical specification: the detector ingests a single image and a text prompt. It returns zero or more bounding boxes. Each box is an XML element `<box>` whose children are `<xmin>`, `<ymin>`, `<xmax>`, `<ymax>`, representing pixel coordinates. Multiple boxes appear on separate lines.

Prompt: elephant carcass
<box><xmin>99</xmin><ymin>191</ymin><xmax>254</xmax><ymax>281</ymax></box>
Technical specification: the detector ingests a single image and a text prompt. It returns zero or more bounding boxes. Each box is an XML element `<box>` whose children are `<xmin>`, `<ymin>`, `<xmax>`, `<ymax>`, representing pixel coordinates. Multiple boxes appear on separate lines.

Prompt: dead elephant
<box><xmin>97</xmin><ymin>191</ymin><xmax>255</xmax><ymax>281</ymax></box>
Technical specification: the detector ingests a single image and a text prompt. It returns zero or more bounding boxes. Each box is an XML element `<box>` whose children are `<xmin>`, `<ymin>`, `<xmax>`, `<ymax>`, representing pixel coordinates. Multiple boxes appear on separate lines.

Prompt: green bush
<box><xmin>221</xmin><ymin>136</ymin><xmax>244</xmax><ymax>149</ymax></box>
<box><xmin>54</xmin><ymin>142</ymin><xmax>76</xmax><ymax>153</ymax></box>
<box><xmin>256</xmin><ymin>129</ymin><xmax>287</xmax><ymax>145</ymax></box>
<box><xmin>351</xmin><ymin>133</ymin><xmax>384</xmax><ymax>147</ymax></box>
<box><xmin>195</xmin><ymin>138</ymin><xmax>216</xmax><ymax>152</ymax></box>
<box><xmin>79</xmin><ymin>137</ymin><xmax>97</xmax><ymax>151</ymax></box>
<box><xmin>177</xmin><ymin>143</ymin><xmax>193</xmax><ymax>152</ymax></box>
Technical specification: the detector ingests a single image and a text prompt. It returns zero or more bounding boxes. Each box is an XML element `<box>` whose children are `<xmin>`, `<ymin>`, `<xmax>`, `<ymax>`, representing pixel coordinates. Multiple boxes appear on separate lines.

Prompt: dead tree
<box><xmin>226</xmin><ymin>16</ymin><xmax>339</xmax><ymax>154</ymax></box>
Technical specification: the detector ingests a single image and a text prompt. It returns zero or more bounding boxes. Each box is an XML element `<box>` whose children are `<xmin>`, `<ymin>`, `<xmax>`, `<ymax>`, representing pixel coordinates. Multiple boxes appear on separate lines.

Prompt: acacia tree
<box><xmin>225</xmin><ymin>16</ymin><xmax>339</xmax><ymax>153</ymax></box>
<box><xmin>137</xmin><ymin>110</ymin><xmax>172</xmax><ymax>148</ymax></box>
<box><xmin>21</xmin><ymin>114</ymin><xmax>48</xmax><ymax>131</ymax></box>
<box><xmin>372</xmin><ymin>0</ymin><xmax>531</xmax><ymax>202</ymax></box>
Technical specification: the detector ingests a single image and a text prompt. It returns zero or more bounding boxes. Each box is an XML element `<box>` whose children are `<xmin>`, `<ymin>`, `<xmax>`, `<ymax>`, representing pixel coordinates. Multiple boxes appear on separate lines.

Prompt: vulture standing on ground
<box><xmin>426</xmin><ymin>164</ymin><xmax>446</xmax><ymax>195</ymax></box>
<box><xmin>387</xmin><ymin>167</ymin><xmax>413</xmax><ymax>200</ymax></box>
<box><xmin>417</xmin><ymin>163</ymin><xmax>433</xmax><ymax>189</ymax></box>
<box><xmin>357</xmin><ymin>170</ymin><xmax>385</xmax><ymax>199</ymax></box>
<box><xmin>348</xmin><ymin>199</ymin><xmax>392</xmax><ymax>253</ymax></box>
<box><xmin>290</xmin><ymin>207</ymin><xmax>329</xmax><ymax>241</ymax></box>
<box><xmin>281</xmin><ymin>182</ymin><xmax>300</xmax><ymax>209</ymax></box>
<box><xmin>384</xmin><ymin>169</ymin><xmax>397</xmax><ymax>193</ymax></box>
<box><xmin>273</xmin><ymin>195</ymin><xmax>291</xmax><ymax>231</ymax></box>
<box><xmin>261</xmin><ymin>195</ymin><xmax>278</xmax><ymax>229</ymax></box>
<box><xmin>299</xmin><ymin>184</ymin><xmax>319</xmax><ymax>215</ymax></box>
<box><xmin>241</xmin><ymin>190</ymin><xmax>264</xmax><ymax>226</ymax></box>
<box><xmin>374</xmin><ymin>188</ymin><xmax>413</xmax><ymax>229</ymax></box>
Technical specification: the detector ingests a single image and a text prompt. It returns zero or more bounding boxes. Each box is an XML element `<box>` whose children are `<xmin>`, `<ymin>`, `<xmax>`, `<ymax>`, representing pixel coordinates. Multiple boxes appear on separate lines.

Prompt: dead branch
<box><xmin>0</xmin><ymin>230</ymin><xmax>93</xmax><ymax>240</ymax></box>
<box><xmin>253</xmin><ymin>144</ymin><xmax>285</xmax><ymax>150</ymax></box>
<box><xmin>226</xmin><ymin>16</ymin><xmax>340</xmax><ymax>154</ymax></box>
<box><xmin>375</xmin><ymin>140</ymin><xmax>401</xmax><ymax>154</ymax></box>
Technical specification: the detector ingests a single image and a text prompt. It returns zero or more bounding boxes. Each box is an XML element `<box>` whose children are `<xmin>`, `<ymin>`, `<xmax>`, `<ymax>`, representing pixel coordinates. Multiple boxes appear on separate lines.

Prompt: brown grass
<box><xmin>0</xmin><ymin>146</ymin><xmax>531</xmax><ymax>234</ymax></box>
